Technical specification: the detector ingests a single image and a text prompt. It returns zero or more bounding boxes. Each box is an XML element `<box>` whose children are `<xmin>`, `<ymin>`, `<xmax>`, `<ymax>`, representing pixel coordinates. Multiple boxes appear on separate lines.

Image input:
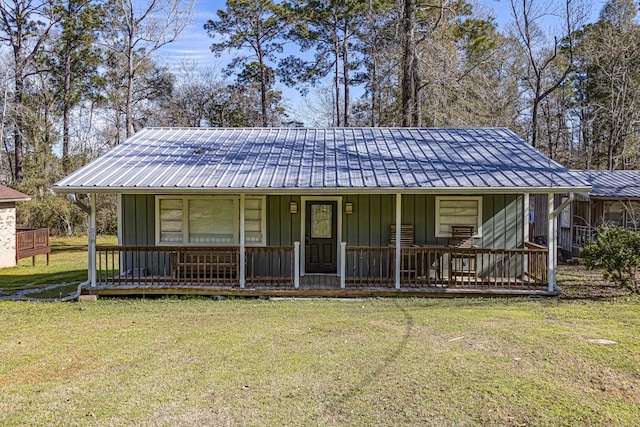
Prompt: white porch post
<box><xmin>239</xmin><ymin>194</ymin><xmax>245</xmax><ymax>289</ymax></box>
<box><xmin>523</xmin><ymin>193</ymin><xmax>530</xmax><ymax>243</ymax></box>
<box><xmin>395</xmin><ymin>193</ymin><xmax>402</xmax><ymax>289</ymax></box>
<box><xmin>340</xmin><ymin>242</ymin><xmax>346</xmax><ymax>289</ymax></box>
<box><xmin>89</xmin><ymin>193</ymin><xmax>97</xmax><ymax>287</ymax></box>
<box><xmin>294</xmin><ymin>241</ymin><xmax>300</xmax><ymax>289</ymax></box>
<box><xmin>547</xmin><ymin>193</ymin><xmax>556</xmax><ymax>291</ymax></box>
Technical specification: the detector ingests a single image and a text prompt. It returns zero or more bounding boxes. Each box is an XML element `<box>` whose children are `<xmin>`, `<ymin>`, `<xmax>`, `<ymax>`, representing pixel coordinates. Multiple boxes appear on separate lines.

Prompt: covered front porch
<box><xmin>82</xmin><ymin>241</ymin><xmax>552</xmax><ymax>297</ymax></box>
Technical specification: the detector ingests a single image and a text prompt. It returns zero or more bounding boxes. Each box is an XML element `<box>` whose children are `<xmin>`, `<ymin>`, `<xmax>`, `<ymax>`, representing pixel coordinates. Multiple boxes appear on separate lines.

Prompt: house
<box><xmin>531</xmin><ymin>170</ymin><xmax>640</xmax><ymax>257</ymax></box>
<box><xmin>53</xmin><ymin>127</ymin><xmax>590</xmax><ymax>297</ymax></box>
<box><xmin>0</xmin><ymin>185</ymin><xmax>31</xmax><ymax>268</ymax></box>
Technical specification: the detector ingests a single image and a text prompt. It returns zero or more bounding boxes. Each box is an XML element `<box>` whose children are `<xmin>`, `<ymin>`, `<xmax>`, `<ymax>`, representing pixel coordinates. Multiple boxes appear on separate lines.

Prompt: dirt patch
<box><xmin>557</xmin><ymin>264</ymin><xmax>633</xmax><ymax>299</ymax></box>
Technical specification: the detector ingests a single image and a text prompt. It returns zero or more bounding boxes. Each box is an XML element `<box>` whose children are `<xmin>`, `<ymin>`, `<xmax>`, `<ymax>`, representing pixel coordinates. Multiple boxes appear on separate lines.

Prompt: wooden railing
<box><xmin>345</xmin><ymin>246</ymin><xmax>395</xmax><ymax>287</ymax></box>
<box><xmin>573</xmin><ymin>225</ymin><xmax>593</xmax><ymax>248</ymax></box>
<box><xmin>16</xmin><ymin>228</ymin><xmax>50</xmax><ymax>265</ymax></box>
<box><xmin>95</xmin><ymin>246</ymin><xmax>294</xmax><ymax>287</ymax></box>
<box><xmin>246</xmin><ymin>246</ymin><xmax>294</xmax><ymax>286</ymax></box>
<box><xmin>346</xmin><ymin>244</ymin><xmax>548</xmax><ymax>289</ymax></box>
<box><xmin>94</xmin><ymin>244</ymin><xmax>548</xmax><ymax>291</ymax></box>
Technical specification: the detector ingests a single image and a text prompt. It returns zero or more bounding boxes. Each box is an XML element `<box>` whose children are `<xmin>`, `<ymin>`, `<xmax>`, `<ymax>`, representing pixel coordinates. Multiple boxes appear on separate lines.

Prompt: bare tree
<box><xmin>508</xmin><ymin>0</ymin><xmax>590</xmax><ymax>149</ymax></box>
<box><xmin>103</xmin><ymin>0</ymin><xmax>194</xmax><ymax>138</ymax></box>
<box><xmin>0</xmin><ymin>0</ymin><xmax>60</xmax><ymax>182</ymax></box>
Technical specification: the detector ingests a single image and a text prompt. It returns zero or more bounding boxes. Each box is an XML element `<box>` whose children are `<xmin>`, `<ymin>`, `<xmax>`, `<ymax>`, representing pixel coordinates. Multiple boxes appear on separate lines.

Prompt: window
<box><xmin>435</xmin><ymin>196</ymin><xmax>482</xmax><ymax>237</ymax></box>
<box><xmin>604</xmin><ymin>201</ymin><xmax>640</xmax><ymax>230</ymax></box>
<box><xmin>156</xmin><ymin>196</ymin><xmax>265</xmax><ymax>245</ymax></box>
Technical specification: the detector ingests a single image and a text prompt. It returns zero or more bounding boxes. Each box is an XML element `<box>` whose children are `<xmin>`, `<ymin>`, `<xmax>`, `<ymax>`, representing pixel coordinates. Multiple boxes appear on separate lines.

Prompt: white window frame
<box><xmin>435</xmin><ymin>196</ymin><xmax>483</xmax><ymax>238</ymax></box>
<box><xmin>155</xmin><ymin>195</ymin><xmax>266</xmax><ymax>246</ymax></box>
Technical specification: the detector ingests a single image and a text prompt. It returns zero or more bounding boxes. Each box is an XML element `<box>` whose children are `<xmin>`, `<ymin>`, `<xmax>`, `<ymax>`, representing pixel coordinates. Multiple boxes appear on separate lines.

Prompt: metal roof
<box><xmin>572</xmin><ymin>170</ymin><xmax>640</xmax><ymax>199</ymax></box>
<box><xmin>54</xmin><ymin>127</ymin><xmax>591</xmax><ymax>194</ymax></box>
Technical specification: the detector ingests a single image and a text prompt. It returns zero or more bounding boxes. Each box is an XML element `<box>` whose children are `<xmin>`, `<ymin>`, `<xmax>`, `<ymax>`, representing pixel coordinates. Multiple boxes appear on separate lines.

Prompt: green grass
<box><xmin>1</xmin><ymin>297</ymin><xmax>639</xmax><ymax>426</ymax></box>
<box><xmin>0</xmin><ymin>236</ymin><xmax>117</xmax><ymax>297</ymax></box>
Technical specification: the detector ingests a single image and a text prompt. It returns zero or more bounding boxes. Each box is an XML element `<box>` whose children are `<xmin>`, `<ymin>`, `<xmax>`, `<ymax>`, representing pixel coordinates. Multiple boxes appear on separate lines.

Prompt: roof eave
<box><xmin>0</xmin><ymin>197</ymin><xmax>31</xmax><ymax>202</ymax></box>
<box><xmin>53</xmin><ymin>185</ymin><xmax>592</xmax><ymax>195</ymax></box>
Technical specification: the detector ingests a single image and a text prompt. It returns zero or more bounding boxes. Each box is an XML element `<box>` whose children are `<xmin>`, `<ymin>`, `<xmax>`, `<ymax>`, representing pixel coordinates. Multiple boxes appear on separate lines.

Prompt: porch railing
<box><xmin>345</xmin><ymin>244</ymin><xmax>548</xmax><ymax>289</ymax></box>
<box><xmin>573</xmin><ymin>225</ymin><xmax>593</xmax><ymax>248</ymax></box>
<box><xmin>16</xmin><ymin>228</ymin><xmax>50</xmax><ymax>265</ymax></box>
<box><xmin>246</xmin><ymin>246</ymin><xmax>295</xmax><ymax>286</ymax></box>
<box><xmin>94</xmin><ymin>243</ymin><xmax>549</xmax><ymax>291</ymax></box>
<box><xmin>96</xmin><ymin>245</ymin><xmax>294</xmax><ymax>287</ymax></box>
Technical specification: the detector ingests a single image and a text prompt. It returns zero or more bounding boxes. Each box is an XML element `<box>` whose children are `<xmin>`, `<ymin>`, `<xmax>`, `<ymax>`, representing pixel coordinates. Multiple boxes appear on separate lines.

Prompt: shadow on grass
<box><xmin>326</xmin><ymin>300</ymin><xmax>413</xmax><ymax>416</ymax></box>
<box><xmin>0</xmin><ymin>270</ymin><xmax>88</xmax><ymax>294</ymax></box>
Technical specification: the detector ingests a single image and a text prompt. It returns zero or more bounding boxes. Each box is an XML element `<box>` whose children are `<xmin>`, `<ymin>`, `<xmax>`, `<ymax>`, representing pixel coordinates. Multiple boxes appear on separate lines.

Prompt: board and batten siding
<box><xmin>343</xmin><ymin>194</ymin><xmax>524</xmax><ymax>249</ymax></box>
<box><xmin>121</xmin><ymin>193</ymin><xmax>525</xmax><ymax>249</ymax></box>
<box><xmin>121</xmin><ymin>194</ymin><xmax>156</xmax><ymax>245</ymax></box>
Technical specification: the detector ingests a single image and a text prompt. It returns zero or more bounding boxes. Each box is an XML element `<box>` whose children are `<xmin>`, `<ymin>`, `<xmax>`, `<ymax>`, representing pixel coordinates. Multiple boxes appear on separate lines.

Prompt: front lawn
<box><xmin>0</xmin><ymin>236</ymin><xmax>116</xmax><ymax>298</ymax></box>
<box><xmin>0</xmin><ymin>297</ymin><xmax>638</xmax><ymax>426</ymax></box>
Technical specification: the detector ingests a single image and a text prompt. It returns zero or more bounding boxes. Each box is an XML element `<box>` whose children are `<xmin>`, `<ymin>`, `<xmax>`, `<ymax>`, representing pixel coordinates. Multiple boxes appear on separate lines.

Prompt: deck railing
<box><xmin>16</xmin><ymin>228</ymin><xmax>50</xmax><ymax>265</ymax></box>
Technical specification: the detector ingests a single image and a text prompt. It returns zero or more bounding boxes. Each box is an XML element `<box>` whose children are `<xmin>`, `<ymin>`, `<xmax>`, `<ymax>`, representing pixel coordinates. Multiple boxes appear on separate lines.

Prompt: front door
<box><xmin>305</xmin><ymin>201</ymin><xmax>338</xmax><ymax>274</ymax></box>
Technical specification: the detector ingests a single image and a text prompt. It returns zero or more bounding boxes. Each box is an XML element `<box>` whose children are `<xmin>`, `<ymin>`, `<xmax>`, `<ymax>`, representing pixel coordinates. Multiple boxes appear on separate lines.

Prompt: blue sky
<box><xmin>158</xmin><ymin>0</ymin><xmax>607</xmax><ymax>67</ymax></box>
<box><xmin>156</xmin><ymin>0</ymin><xmax>607</xmax><ymax>122</ymax></box>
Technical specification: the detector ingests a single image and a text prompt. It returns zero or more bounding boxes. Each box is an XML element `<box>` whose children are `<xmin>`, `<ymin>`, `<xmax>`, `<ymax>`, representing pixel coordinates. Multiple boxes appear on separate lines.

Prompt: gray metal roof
<box><xmin>54</xmin><ymin>127</ymin><xmax>591</xmax><ymax>194</ymax></box>
<box><xmin>572</xmin><ymin>170</ymin><xmax>640</xmax><ymax>199</ymax></box>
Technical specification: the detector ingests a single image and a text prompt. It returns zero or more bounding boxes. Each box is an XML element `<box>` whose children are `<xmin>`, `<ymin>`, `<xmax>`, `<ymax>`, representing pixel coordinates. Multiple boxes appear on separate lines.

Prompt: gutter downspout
<box><xmin>395</xmin><ymin>193</ymin><xmax>401</xmax><ymax>289</ymax></box>
<box><xmin>70</xmin><ymin>193</ymin><xmax>90</xmax><ymax>214</ymax></box>
<box><xmin>547</xmin><ymin>192</ymin><xmax>574</xmax><ymax>292</ymax></box>
<box><xmin>89</xmin><ymin>194</ymin><xmax>97</xmax><ymax>287</ymax></box>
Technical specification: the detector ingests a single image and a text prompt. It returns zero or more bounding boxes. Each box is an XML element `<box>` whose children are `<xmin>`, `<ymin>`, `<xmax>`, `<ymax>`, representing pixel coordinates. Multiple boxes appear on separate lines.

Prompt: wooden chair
<box><xmin>449</xmin><ymin>225</ymin><xmax>477</xmax><ymax>280</ymax></box>
<box><xmin>390</xmin><ymin>224</ymin><xmax>421</xmax><ymax>278</ymax></box>
<box><xmin>390</xmin><ymin>224</ymin><xmax>415</xmax><ymax>247</ymax></box>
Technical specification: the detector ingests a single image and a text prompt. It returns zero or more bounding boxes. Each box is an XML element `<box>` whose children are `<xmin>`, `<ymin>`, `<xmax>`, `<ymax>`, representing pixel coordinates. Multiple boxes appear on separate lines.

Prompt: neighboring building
<box><xmin>0</xmin><ymin>185</ymin><xmax>31</xmax><ymax>268</ymax></box>
<box><xmin>531</xmin><ymin>170</ymin><xmax>640</xmax><ymax>258</ymax></box>
<box><xmin>54</xmin><ymin>127</ymin><xmax>590</xmax><ymax>297</ymax></box>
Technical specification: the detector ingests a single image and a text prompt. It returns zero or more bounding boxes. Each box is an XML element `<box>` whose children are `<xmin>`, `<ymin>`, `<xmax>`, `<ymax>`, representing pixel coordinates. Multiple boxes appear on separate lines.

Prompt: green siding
<box><xmin>348</xmin><ymin>194</ymin><xmax>525</xmax><ymax>249</ymax></box>
<box><xmin>119</xmin><ymin>193</ymin><xmax>525</xmax><ymax>250</ymax></box>
<box><xmin>121</xmin><ymin>194</ymin><xmax>155</xmax><ymax>245</ymax></box>
<box><xmin>266</xmin><ymin>195</ymin><xmax>300</xmax><ymax>246</ymax></box>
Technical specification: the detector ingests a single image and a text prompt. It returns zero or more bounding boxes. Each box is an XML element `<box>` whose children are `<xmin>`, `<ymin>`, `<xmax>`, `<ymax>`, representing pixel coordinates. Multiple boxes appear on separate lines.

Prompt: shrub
<box><xmin>581</xmin><ymin>225</ymin><xmax>640</xmax><ymax>294</ymax></box>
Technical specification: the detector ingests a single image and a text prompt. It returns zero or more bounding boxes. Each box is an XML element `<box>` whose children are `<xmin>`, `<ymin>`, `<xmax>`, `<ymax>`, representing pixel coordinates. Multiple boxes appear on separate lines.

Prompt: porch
<box><xmin>83</xmin><ymin>243</ymin><xmax>553</xmax><ymax>297</ymax></box>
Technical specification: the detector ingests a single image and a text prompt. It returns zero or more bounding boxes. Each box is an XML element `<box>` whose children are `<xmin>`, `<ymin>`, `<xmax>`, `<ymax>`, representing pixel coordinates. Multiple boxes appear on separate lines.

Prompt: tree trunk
<box><xmin>334</xmin><ymin>25</ymin><xmax>341</xmax><ymax>127</ymax></box>
<box><xmin>13</xmin><ymin>54</ymin><xmax>24</xmax><ymax>182</ymax></box>
<box><xmin>257</xmin><ymin>41</ymin><xmax>268</xmax><ymax>127</ymax></box>
<box><xmin>402</xmin><ymin>0</ymin><xmax>416</xmax><ymax>127</ymax></box>
<box><xmin>126</xmin><ymin>51</ymin><xmax>135</xmax><ymax>138</ymax></box>
<box><xmin>342</xmin><ymin>21</ymin><xmax>350</xmax><ymax>127</ymax></box>
<box><xmin>62</xmin><ymin>38</ymin><xmax>72</xmax><ymax>172</ymax></box>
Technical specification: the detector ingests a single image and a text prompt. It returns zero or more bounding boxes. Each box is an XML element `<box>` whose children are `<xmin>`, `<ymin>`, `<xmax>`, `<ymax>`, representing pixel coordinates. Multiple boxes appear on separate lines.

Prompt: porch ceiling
<box><xmin>54</xmin><ymin>127</ymin><xmax>591</xmax><ymax>194</ymax></box>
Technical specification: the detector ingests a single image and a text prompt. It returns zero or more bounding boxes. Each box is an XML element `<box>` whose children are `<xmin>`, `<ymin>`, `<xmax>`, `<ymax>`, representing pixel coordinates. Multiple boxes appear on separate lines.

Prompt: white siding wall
<box><xmin>0</xmin><ymin>202</ymin><xmax>17</xmax><ymax>268</ymax></box>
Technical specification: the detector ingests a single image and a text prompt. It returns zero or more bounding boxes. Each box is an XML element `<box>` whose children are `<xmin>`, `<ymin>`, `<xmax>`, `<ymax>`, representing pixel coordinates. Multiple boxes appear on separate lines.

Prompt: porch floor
<box><xmin>81</xmin><ymin>274</ymin><xmax>557</xmax><ymax>298</ymax></box>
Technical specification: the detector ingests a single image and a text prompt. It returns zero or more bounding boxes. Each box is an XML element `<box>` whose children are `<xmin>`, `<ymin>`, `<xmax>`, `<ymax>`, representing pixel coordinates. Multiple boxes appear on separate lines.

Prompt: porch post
<box><xmin>89</xmin><ymin>193</ymin><xmax>96</xmax><ymax>287</ymax></box>
<box><xmin>239</xmin><ymin>194</ymin><xmax>245</xmax><ymax>289</ymax></box>
<box><xmin>340</xmin><ymin>242</ymin><xmax>346</xmax><ymax>289</ymax></box>
<box><xmin>523</xmin><ymin>193</ymin><xmax>530</xmax><ymax>243</ymax></box>
<box><xmin>395</xmin><ymin>193</ymin><xmax>401</xmax><ymax>289</ymax></box>
<box><xmin>294</xmin><ymin>241</ymin><xmax>300</xmax><ymax>289</ymax></box>
<box><xmin>547</xmin><ymin>193</ymin><xmax>556</xmax><ymax>292</ymax></box>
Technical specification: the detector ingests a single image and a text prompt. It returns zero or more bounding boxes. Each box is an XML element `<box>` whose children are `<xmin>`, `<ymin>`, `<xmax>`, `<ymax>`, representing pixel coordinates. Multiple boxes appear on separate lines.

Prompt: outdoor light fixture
<box><xmin>345</xmin><ymin>202</ymin><xmax>353</xmax><ymax>214</ymax></box>
<box><xmin>289</xmin><ymin>201</ymin><xmax>298</xmax><ymax>214</ymax></box>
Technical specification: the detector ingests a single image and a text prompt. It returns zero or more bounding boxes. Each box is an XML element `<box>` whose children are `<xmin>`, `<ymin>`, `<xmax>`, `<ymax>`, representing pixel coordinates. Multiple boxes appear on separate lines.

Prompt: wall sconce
<box><xmin>345</xmin><ymin>202</ymin><xmax>353</xmax><ymax>214</ymax></box>
<box><xmin>289</xmin><ymin>201</ymin><xmax>298</xmax><ymax>214</ymax></box>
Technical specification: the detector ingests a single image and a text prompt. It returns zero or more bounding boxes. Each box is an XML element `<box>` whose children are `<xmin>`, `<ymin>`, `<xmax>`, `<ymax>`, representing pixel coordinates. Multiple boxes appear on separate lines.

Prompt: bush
<box><xmin>581</xmin><ymin>225</ymin><xmax>640</xmax><ymax>294</ymax></box>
